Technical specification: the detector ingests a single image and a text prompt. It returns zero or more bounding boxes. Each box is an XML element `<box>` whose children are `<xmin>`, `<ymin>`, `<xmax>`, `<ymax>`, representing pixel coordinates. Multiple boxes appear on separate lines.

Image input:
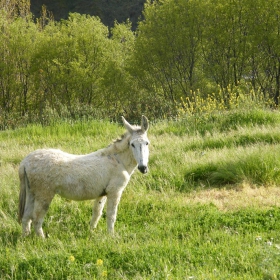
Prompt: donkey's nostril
<box><xmin>138</xmin><ymin>165</ymin><xmax>148</xmax><ymax>174</ymax></box>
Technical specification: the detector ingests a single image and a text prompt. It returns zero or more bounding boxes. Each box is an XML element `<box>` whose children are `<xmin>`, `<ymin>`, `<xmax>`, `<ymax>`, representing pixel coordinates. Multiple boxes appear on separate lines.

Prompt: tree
<box><xmin>247</xmin><ymin>0</ymin><xmax>280</xmax><ymax>104</ymax></box>
<box><xmin>131</xmin><ymin>0</ymin><xmax>203</xmax><ymax>113</ymax></box>
<box><xmin>32</xmin><ymin>13</ymin><xmax>111</xmax><ymax>118</ymax></box>
<box><xmin>200</xmin><ymin>0</ymin><xmax>253</xmax><ymax>101</ymax></box>
<box><xmin>0</xmin><ymin>8</ymin><xmax>37</xmax><ymax>125</ymax></box>
<box><xmin>100</xmin><ymin>21</ymin><xmax>137</xmax><ymax>119</ymax></box>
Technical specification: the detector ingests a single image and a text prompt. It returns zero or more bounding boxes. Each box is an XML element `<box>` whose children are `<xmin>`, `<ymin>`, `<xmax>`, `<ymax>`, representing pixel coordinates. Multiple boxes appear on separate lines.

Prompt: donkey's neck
<box><xmin>97</xmin><ymin>132</ymin><xmax>137</xmax><ymax>174</ymax></box>
<box><xmin>116</xmin><ymin>148</ymin><xmax>137</xmax><ymax>175</ymax></box>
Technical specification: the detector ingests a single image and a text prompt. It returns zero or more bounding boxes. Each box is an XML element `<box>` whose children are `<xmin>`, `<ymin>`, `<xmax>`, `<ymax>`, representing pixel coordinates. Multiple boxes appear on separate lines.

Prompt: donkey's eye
<box><xmin>146</xmin><ymin>142</ymin><xmax>149</xmax><ymax>146</ymax></box>
<box><xmin>131</xmin><ymin>143</ymin><xmax>135</xmax><ymax>148</ymax></box>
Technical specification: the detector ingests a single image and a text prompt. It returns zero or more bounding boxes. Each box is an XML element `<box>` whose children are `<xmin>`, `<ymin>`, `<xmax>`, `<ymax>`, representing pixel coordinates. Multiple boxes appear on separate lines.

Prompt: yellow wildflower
<box><xmin>69</xmin><ymin>255</ymin><xmax>75</xmax><ymax>262</ymax></box>
<box><xmin>96</xmin><ymin>259</ymin><xmax>103</xmax><ymax>266</ymax></box>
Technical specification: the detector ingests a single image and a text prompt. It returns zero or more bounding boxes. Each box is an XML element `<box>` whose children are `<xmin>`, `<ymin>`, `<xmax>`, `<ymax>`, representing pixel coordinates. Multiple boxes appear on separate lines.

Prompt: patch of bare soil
<box><xmin>186</xmin><ymin>183</ymin><xmax>280</xmax><ymax>211</ymax></box>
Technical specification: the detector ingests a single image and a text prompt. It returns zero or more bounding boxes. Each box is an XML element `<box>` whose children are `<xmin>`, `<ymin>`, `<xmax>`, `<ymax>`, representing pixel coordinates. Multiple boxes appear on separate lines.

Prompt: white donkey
<box><xmin>18</xmin><ymin>116</ymin><xmax>149</xmax><ymax>237</ymax></box>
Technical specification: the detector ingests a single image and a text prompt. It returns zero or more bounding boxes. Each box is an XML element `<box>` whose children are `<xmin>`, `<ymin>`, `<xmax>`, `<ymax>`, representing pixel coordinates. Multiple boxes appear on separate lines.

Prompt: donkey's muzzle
<box><xmin>138</xmin><ymin>165</ymin><xmax>148</xmax><ymax>174</ymax></box>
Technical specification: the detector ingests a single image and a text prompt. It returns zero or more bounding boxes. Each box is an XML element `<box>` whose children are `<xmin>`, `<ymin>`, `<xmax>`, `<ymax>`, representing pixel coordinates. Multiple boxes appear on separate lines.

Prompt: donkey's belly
<box><xmin>56</xmin><ymin>182</ymin><xmax>106</xmax><ymax>201</ymax></box>
<box><xmin>53</xmin><ymin>169</ymin><xmax>111</xmax><ymax>200</ymax></box>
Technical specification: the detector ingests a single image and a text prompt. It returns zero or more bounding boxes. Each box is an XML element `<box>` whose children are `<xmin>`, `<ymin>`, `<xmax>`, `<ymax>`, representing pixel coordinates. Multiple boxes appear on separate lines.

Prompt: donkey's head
<box><xmin>122</xmin><ymin>115</ymin><xmax>150</xmax><ymax>174</ymax></box>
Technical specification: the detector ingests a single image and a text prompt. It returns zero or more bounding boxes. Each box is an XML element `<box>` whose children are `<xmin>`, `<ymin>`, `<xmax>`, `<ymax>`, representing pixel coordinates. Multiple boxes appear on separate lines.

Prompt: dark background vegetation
<box><xmin>30</xmin><ymin>0</ymin><xmax>145</xmax><ymax>30</ymax></box>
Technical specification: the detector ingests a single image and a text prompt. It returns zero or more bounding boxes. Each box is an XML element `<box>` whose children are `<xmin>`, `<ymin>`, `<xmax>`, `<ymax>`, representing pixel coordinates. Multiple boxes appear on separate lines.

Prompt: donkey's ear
<box><xmin>122</xmin><ymin>116</ymin><xmax>134</xmax><ymax>134</ymax></box>
<box><xmin>141</xmin><ymin>115</ymin><xmax>149</xmax><ymax>132</ymax></box>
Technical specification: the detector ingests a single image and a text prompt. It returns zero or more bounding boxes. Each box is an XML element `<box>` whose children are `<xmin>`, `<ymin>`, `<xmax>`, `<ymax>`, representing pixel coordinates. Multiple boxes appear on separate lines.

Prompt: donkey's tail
<box><xmin>18</xmin><ymin>167</ymin><xmax>29</xmax><ymax>224</ymax></box>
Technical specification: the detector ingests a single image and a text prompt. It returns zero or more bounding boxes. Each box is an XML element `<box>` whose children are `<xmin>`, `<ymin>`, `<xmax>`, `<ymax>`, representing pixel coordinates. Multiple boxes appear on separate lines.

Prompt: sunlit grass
<box><xmin>1</xmin><ymin>109</ymin><xmax>280</xmax><ymax>279</ymax></box>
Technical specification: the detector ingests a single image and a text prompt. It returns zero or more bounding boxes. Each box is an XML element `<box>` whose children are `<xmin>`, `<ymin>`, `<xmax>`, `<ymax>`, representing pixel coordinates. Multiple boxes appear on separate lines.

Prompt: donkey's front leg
<box><xmin>106</xmin><ymin>193</ymin><xmax>122</xmax><ymax>234</ymax></box>
<box><xmin>90</xmin><ymin>196</ymin><xmax>107</xmax><ymax>229</ymax></box>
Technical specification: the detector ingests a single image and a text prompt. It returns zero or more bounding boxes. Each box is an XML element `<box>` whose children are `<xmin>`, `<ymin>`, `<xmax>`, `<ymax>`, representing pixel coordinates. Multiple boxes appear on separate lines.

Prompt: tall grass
<box><xmin>150</xmin><ymin>108</ymin><xmax>280</xmax><ymax>190</ymax></box>
<box><xmin>1</xmin><ymin>109</ymin><xmax>280</xmax><ymax>279</ymax></box>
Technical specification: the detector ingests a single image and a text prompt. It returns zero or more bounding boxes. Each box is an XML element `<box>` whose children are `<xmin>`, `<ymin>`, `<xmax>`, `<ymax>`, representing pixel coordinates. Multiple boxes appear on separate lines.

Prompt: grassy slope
<box><xmin>1</xmin><ymin>110</ymin><xmax>280</xmax><ymax>279</ymax></box>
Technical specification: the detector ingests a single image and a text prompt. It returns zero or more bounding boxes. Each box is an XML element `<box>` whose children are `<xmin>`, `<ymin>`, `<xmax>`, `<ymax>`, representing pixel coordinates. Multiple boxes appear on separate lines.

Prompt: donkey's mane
<box><xmin>94</xmin><ymin>125</ymin><xmax>143</xmax><ymax>157</ymax></box>
<box><xmin>97</xmin><ymin>131</ymin><xmax>130</xmax><ymax>156</ymax></box>
<box><xmin>104</xmin><ymin>132</ymin><xmax>131</xmax><ymax>155</ymax></box>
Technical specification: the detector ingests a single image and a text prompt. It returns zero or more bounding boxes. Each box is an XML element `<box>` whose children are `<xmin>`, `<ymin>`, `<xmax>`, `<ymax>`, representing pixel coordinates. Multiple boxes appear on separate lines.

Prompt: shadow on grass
<box><xmin>183</xmin><ymin>151</ymin><xmax>280</xmax><ymax>191</ymax></box>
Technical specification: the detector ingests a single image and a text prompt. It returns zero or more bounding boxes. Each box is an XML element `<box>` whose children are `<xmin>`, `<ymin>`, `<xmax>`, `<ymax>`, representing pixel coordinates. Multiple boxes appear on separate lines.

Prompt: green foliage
<box><xmin>0</xmin><ymin>9</ymin><xmax>137</xmax><ymax>127</ymax></box>
<box><xmin>32</xmin><ymin>13</ymin><xmax>112</xmax><ymax>118</ymax></box>
<box><xmin>134</xmin><ymin>0</ymin><xmax>203</xmax><ymax>99</ymax></box>
<box><xmin>1</xmin><ymin>0</ymin><xmax>280</xmax><ymax>127</ymax></box>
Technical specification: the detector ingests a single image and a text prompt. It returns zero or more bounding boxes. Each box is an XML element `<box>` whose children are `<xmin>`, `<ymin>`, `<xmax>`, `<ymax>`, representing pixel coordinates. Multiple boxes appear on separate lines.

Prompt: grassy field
<box><xmin>1</xmin><ymin>109</ymin><xmax>280</xmax><ymax>279</ymax></box>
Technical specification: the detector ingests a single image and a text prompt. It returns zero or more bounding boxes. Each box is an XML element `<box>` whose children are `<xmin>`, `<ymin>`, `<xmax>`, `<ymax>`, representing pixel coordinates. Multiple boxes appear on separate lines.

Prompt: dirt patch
<box><xmin>186</xmin><ymin>183</ymin><xmax>280</xmax><ymax>211</ymax></box>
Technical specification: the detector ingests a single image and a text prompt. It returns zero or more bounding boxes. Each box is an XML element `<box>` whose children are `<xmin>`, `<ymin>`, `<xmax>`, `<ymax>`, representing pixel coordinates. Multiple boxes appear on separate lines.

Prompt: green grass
<box><xmin>1</xmin><ymin>109</ymin><xmax>280</xmax><ymax>279</ymax></box>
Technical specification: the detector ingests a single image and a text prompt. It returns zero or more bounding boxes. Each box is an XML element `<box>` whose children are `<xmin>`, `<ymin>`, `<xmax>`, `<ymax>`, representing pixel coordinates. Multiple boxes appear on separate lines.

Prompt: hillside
<box><xmin>30</xmin><ymin>0</ymin><xmax>145</xmax><ymax>29</ymax></box>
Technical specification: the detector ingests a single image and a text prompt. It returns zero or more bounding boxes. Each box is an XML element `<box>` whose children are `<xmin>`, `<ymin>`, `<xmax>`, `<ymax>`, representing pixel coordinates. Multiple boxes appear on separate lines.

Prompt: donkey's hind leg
<box><xmin>21</xmin><ymin>191</ymin><xmax>35</xmax><ymax>236</ymax></box>
<box><xmin>32</xmin><ymin>197</ymin><xmax>53</xmax><ymax>238</ymax></box>
<box><xmin>90</xmin><ymin>196</ymin><xmax>107</xmax><ymax>230</ymax></box>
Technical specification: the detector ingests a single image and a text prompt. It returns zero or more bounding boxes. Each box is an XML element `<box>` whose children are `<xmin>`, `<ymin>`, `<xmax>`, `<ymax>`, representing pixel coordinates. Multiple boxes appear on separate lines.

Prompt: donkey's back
<box><xmin>19</xmin><ymin>148</ymin><xmax>118</xmax><ymax>200</ymax></box>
